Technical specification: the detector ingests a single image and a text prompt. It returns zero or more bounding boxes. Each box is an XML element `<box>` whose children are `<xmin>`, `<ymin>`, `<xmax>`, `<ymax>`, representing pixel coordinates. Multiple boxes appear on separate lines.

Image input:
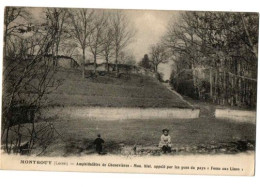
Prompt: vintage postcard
<box><xmin>0</xmin><ymin>6</ymin><xmax>258</xmax><ymax>176</ymax></box>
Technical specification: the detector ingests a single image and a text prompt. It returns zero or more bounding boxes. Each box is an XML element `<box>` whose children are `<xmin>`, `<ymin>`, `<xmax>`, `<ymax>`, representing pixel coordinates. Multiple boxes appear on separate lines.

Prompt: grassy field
<box><xmin>41</xmin><ymin>69</ymin><xmax>191</xmax><ymax>108</ymax></box>
<box><xmin>37</xmin><ymin>117</ymin><xmax>256</xmax><ymax>157</ymax></box>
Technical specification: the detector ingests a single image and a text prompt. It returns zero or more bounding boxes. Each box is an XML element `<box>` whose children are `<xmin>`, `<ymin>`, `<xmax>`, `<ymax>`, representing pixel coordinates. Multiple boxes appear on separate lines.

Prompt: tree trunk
<box><xmin>55</xmin><ymin>42</ymin><xmax>59</xmax><ymax>67</ymax></box>
<box><xmin>82</xmin><ymin>48</ymin><xmax>86</xmax><ymax>79</ymax></box>
<box><xmin>241</xmin><ymin>14</ymin><xmax>258</xmax><ymax>59</ymax></box>
<box><xmin>223</xmin><ymin>71</ymin><xmax>226</xmax><ymax>105</ymax></box>
<box><xmin>3</xmin><ymin>10</ymin><xmax>8</xmax><ymax>60</ymax></box>
<box><xmin>237</xmin><ymin>62</ymin><xmax>241</xmax><ymax>106</ymax></box>
<box><xmin>29</xmin><ymin>122</ymin><xmax>36</xmax><ymax>154</ymax></box>
<box><xmin>215</xmin><ymin>70</ymin><xmax>218</xmax><ymax>104</ymax></box>
<box><xmin>5</xmin><ymin>125</ymin><xmax>10</xmax><ymax>153</ymax></box>
<box><xmin>115</xmin><ymin>52</ymin><xmax>119</xmax><ymax>77</ymax></box>
<box><xmin>106</xmin><ymin>56</ymin><xmax>109</xmax><ymax>72</ymax></box>
<box><xmin>154</xmin><ymin>64</ymin><xmax>158</xmax><ymax>73</ymax></box>
<box><xmin>191</xmin><ymin>63</ymin><xmax>196</xmax><ymax>92</ymax></box>
<box><xmin>209</xmin><ymin>68</ymin><xmax>213</xmax><ymax>98</ymax></box>
<box><xmin>4</xmin><ymin>27</ymin><xmax>8</xmax><ymax>59</ymax></box>
<box><xmin>94</xmin><ymin>54</ymin><xmax>97</xmax><ymax>76</ymax></box>
<box><xmin>17</xmin><ymin>124</ymin><xmax>22</xmax><ymax>154</ymax></box>
<box><xmin>231</xmin><ymin>74</ymin><xmax>234</xmax><ymax>106</ymax></box>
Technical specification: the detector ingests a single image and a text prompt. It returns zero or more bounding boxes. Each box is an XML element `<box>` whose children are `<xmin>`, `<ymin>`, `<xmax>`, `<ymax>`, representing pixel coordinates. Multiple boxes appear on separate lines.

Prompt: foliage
<box><xmin>139</xmin><ymin>54</ymin><xmax>152</xmax><ymax>70</ymax></box>
<box><xmin>149</xmin><ymin>43</ymin><xmax>169</xmax><ymax>73</ymax></box>
<box><xmin>164</xmin><ymin>12</ymin><xmax>258</xmax><ymax>107</ymax></box>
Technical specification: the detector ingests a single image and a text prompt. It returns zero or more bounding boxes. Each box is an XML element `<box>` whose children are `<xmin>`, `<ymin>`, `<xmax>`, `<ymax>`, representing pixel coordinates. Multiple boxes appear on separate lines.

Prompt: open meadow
<box><xmin>28</xmin><ymin>116</ymin><xmax>255</xmax><ymax>157</ymax></box>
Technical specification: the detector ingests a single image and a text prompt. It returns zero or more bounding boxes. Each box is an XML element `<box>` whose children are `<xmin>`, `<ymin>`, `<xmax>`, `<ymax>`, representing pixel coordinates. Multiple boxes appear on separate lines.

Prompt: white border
<box><xmin>0</xmin><ymin>0</ymin><xmax>259</xmax><ymax>187</ymax></box>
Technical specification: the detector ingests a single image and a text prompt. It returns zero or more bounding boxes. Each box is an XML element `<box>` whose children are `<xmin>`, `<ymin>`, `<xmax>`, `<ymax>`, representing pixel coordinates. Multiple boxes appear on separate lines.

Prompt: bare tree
<box><xmin>60</xmin><ymin>42</ymin><xmax>78</xmax><ymax>58</ymax></box>
<box><xmin>2</xmin><ymin>9</ymin><xmax>63</xmax><ymax>154</ymax></box>
<box><xmin>3</xmin><ymin>7</ymin><xmax>29</xmax><ymax>59</ymax></box>
<box><xmin>87</xmin><ymin>10</ymin><xmax>107</xmax><ymax>75</ymax></box>
<box><xmin>240</xmin><ymin>13</ymin><xmax>258</xmax><ymax>59</ymax></box>
<box><xmin>67</xmin><ymin>9</ymin><xmax>94</xmax><ymax>79</ymax></box>
<box><xmin>150</xmin><ymin>43</ymin><xmax>169</xmax><ymax>73</ymax></box>
<box><xmin>101</xmin><ymin>15</ymin><xmax>115</xmax><ymax>72</ymax></box>
<box><xmin>45</xmin><ymin>8</ymin><xmax>68</xmax><ymax>66</ymax></box>
<box><xmin>164</xmin><ymin>11</ymin><xmax>258</xmax><ymax>106</ymax></box>
<box><xmin>118</xmin><ymin>51</ymin><xmax>136</xmax><ymax>65</ymax></box>
<box><xmin>111</xmin><ymin>11</ymin><xmax>135</xmax><ymax>76</ymax></box>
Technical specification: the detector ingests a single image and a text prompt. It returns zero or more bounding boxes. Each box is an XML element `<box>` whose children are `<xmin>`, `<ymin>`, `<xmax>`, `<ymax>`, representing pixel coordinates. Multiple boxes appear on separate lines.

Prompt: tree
<box><xmin>2</xmin><ymin>8</ymin><xmax>63</xmax><ymax>154</ymax></box>
<box><xmin>111</xmin><ymin>11</ymin><xmax>135</xmax><ymax>76</ymax></box>
<box><xmin>163</xmin><ymin>11</ymin><xmax>258</xmax><ymax>106</ymax></box>
<box><xmin>88</xmin><ymin>10</ymin><xmax>107</xmax><ymax>75</ymax></box>
<box><xmin>67</xmin><ymin>9</ymin><xmax>94</xmax><ymax>79</ymax></box>
<box><xmin>125</xmin><ymin>53</ymin><xmax>136</xmax><ymax>66</ymax></box>
<box><xmin>118</xmin><ymin>51</ymin><xmax>136</xmax><ymax>65</ymax></box>
<box><xmin>101</xmin><ymin>15</ymin><xmax>115</xmax><ymax>72</ymax></box>
<box><xmin>45</xmin><ymin>8</ymin><xmax>68</xmax><ymax>66</ymax></box>
<box><xmin>3</xmin><ymin>7</ymin><xmax>29</xmax><ymax>59</ymax></box>
<box><xmin>240</xmin><ymin>13</ymin><xmax>258</xmax><ymax>59</ymax></box>
<box><xmin>139</xmin><ymin>54</ymin><xmax>151</xmax><ymax>69</ymax></box>
<box><xmin>149</xmin><ymin>43</ymin><xmax>169</xmax><ymax>73</ymax></box>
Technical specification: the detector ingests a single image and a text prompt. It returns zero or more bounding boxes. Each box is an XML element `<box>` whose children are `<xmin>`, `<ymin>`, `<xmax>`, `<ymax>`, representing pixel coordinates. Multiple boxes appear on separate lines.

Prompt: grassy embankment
<box><xmin>45</xmin><ymin>68</ymin><xmax>191</xmax><ymax>108</ymax></box>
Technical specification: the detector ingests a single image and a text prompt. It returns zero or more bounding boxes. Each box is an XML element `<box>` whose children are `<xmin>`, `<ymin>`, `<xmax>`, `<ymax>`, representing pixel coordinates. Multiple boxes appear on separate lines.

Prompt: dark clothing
<box><xmin>162</xmin><ymin>145</ymin><xmax>171</xmax><ymax>153</ymax></box>
<box><xmin>94</xmin><ymin>138</ymin><xmax>105</xmax><ymax>154</ymax></box>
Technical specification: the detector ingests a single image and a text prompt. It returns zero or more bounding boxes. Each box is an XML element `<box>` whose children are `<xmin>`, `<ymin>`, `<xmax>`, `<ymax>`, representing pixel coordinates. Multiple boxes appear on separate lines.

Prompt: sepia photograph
<box><xmin>0</xmin><ymin>5</ymin><xmax>258</xmax><ymax>176</ymax></box>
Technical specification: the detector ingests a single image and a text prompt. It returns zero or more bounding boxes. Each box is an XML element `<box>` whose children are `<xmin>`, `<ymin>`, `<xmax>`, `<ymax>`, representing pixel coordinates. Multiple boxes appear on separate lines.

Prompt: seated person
<box><xmin>158</xmin><ymin>129</ymin><xmax>172</xmax><ymax>153</ymax></box>
<box><xmin>93</xmin><ymin>134</ymin><xmax>105</xmax><ymax>154</ymax></box>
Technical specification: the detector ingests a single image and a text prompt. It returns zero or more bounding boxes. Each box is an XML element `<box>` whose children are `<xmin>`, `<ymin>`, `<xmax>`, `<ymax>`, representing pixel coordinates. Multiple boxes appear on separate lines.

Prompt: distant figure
<box><xmin>159</xmin><ymin>129</ymin><xmax>172</xmax><ymax>153</ymax></box>
<box><xmin>94</xmin><ymin>134</ymin><xmax>105</xmax><ymax>154</ymax></box>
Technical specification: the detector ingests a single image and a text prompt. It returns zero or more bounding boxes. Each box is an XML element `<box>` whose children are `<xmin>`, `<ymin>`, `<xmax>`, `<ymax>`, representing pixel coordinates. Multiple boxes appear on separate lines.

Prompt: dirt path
<box><xmin>184</xmin><ymin>97</ymin><xmax>216</xmax><ymax>118</ymax></box>
<box><xmin>161</xmin><ymin>82</ymin><xmax>216</xmax><ymax>118</ymax></box>
<box><xmin>162</xmin><ymin>83</ymin><xmax>195</xmax><ymax>109</ymax></box>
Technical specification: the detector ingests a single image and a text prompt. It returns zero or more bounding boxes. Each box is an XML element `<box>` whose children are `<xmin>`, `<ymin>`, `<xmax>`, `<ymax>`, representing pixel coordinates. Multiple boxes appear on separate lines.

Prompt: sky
<box><xmin>124</xmin><ymin>9</ymin><xmax>178</xmax><ymax>80</ymax></box>
<box><xmin>125</xmin><ymin>9</ymin><xmax>176</xmax><ymax>60</ymax></box>
<box><xmin>125</xmin><ymin>10</ymin><xmax>177</xmax><ymax>60</ymax></box>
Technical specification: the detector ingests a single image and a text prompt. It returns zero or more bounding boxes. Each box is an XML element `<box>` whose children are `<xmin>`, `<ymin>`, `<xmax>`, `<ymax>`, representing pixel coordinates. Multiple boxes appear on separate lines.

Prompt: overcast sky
<box><xmin>124</xmin><ymin>9</ymin><xmax>178</xmax><ymax>80</ymax></box>
<box><xmin>124</xmin><ymin>9</ymin><xmax>177</xmax><ymax>60</ymax></box>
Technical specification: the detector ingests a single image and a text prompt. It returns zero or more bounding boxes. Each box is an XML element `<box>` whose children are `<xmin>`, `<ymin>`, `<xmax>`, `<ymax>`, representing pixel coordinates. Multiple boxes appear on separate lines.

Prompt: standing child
<box><xmin>93</xmin><ymin>134</ymin><xmax>105</xmax><ymax>154</ymax></box>
<box><xmin>158</xmin><ymin>129</ymin><xmax>172</xmax><ymax>153</ymax></box>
